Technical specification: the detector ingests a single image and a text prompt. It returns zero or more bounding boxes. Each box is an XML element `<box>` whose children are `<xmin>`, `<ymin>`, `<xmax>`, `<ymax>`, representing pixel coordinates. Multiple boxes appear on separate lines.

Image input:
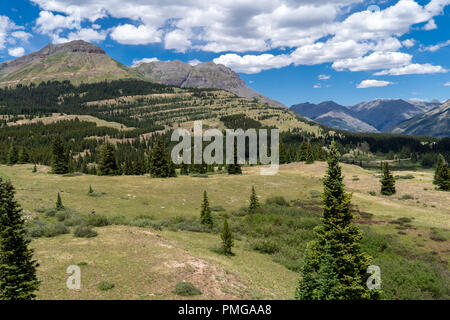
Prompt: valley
<box><xmin>0</xmin><ymin>162</ymin><xmax>448</xmax><ymax>300</ymax></box>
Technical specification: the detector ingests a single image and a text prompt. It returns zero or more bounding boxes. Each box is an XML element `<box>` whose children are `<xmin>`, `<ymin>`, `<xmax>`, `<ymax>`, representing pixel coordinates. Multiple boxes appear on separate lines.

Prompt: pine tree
<box><xmin>56</xmin><ymin>192</ymin><xmax>64</xmax><ymax>210</ymax></box>
<box><xmin>227</xmin><ymin>142</ymin><xmax>242</xmax><ymax>175</ymax></box>
<box><xmin>220</xmin><ymin>218</ymin><xmax>234</xmax><ymax>255</ymax></box>
<box><xmin>295</xmin><ymin>140</ymin><xmax>378</xmax><ymax>300</ymax></box>
<box><xmin>180</xmin><ymin>162</ymin><xmax>189</xmax><ymax>175</ymax></box>
<box><xmin>7</xmin><ymin>145</ymin><xmax>18</xmax><ymax>165</ymax></box>
<box><xmin>149</xmin><ymin>137</ymin><xmax>176</xmax><ymax>178</ymax></box>
<box><xmin>88</xmin><ymin>185</ymin><xmax>94</xmax><ymax>194</ymax></box>
<box><xmin>249</xmin><ymin>185</ymin><xmax>259</xmax><ymax>213</ymax></box>
<box><xmin>98</xmin><ymin>143</ymin><xmax>119</xmax><ymax>176</ymax></box>
<box><xmin>200</xmin><ymin>191</ymin><xmax>213</xmax><ymax>227</ymax></box>
<box><xmin>32</xmin><ymin>164</ymin><xmax>37</xmax><ymax>173</ymax></box>
<box><xmin>380</xmin><ymin>162</ymin><xmax>396</xmax><ymax>195</ymax></box>
<box><xmin>0</xmin><ymin>178</ymin><xmax>39</xmax><ymax>299</ymax></box>
<box><xmin>436</xmin><ymin>163</ymin><xmax>449</xmax><ymax>191</ymax></box>
<box><xmin>18</xmin><ymin>148</ymin><xmax>30</xmax><ymax>164</ymax></box>
<box><xmin>279</xmin><ymin>142</ymin><xmax>288</xmax><ymax>164</ymax></box>
<box><xmin>51</xmin><ymin>136</ymin><xmax>68</xmax><ymax>174</ymax></box>
<box><xmin>434</xmin><ymin>154</ymin><xmax>445</xmax><ymax>185</ymax></box>
<box><xmin>298</xmin><ymin>141</ymin><xmax>313</xmax><ymax>163</ymax></box>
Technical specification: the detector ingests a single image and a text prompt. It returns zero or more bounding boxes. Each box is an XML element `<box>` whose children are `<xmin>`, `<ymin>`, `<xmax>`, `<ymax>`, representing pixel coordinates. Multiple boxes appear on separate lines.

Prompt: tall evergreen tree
<box><xmin>0</xmin><ymin>178</ymin><xmax>39</xmax><ymax>299</ymax></box>
<box><xmin>149</xmin><ymin>137</ymin><xmax>176</xmax><ymax>178</ymax></box>
<box><xmin>51</xmin><ymin>136</ymin><xmax>68</xmax><ymax>174</ymax></box>
<box><xmin>227</xmin><ymin>142</ymin><xmax>242</xmax><ymax>175</ymax></box>
<box><xmin>180</xmin><ymin>162</ymin><xmax>189</xmax><ymax>175</ymax></box>
<box><xmin>98</xmin><ymin>143</ymin><xmax>119</xmax><ymax>176</ymax></box>
<box><xmin>434</xmin><ymin>154</ymin><xmax>445</xmax><ymax>185</ymax></box>
<box><xmin>436</xmin><ymin>163</ymin><xmax>449</xmax><ymax>191</ymax></box>
<box><xmin>220</xmin><ymin>218</ymin><xmax>234</xmax><ymax>255</ymax></box>
<box><xmin>18</xmin><ymin>148</ymin><xmax>30</xmax><ymax>164</ymax></box>
<box><xmin>7</xmin><ymin>145</ymin><xmax>18</xmax><ymax>165</ymax></box>
<box><xmin>279</xmin><ymin>142</ymin><xmax>288</xmax><ymax>164</ymax></box>
<box><xmin>380</xmin><ymin>162</ymin><xmax>396</xmax><ymax>195</ymax></box>
<box><xmin>295</xmin><ymin>141</ymin><xmax>378</xmax><ymax>300</ymax></box>
<box><xmin>249</xmin><ymin>185</ymin><xmax>259</xmax><ymax>213</ymax></box>
<box><xmin>56</xmin><ymin>192</ymin><xmax>64</xmax><ymax>210</ymax></box>
<box><xmin>200</xmin><ymin>191</ymin><xmax>213</xmax><ymax>227</ymax></box>
<box><xmin>298</xmin><ymin>141</ymin><xmax>313</xmax><ymax>163</ymax></box>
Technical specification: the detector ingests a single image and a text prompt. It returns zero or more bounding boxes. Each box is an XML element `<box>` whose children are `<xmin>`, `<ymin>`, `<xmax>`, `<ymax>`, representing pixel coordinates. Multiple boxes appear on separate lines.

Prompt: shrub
<box><xmin>74</xmin><ymin>226</ymin><xmax>98</xmax><ymax>238</ymax></box>
<box><xmin>27</xmin><ymin>219</ymin><xmax>47</xmax><ymax>238</ymax></box>
<box><xmin>86</xmin><ymin>214</ymin><xmax>110</xmax><ymax>227</ymax></box>
<box><xmin>430</xmin><ymin>231</ymin><xmax>447</xmax><ymax>242</ymax></box>
<box><xmin>211</xmin><ymin>205</ymin><xmax>226</xmax><ymax>212</ymax></box>
<box><xmin>309</xmin><ymin>190</ymin><xmax>321</xmax><ymax>198</ymax></box>
<box><xmin>44</xmin><ymin>208</ymin><xmax>58</xmax><ymax>217</ymax></box>
<box><xmin>109</xmin><ymin>215</ymin><xmax>128</xmax><ymax>225</ymax></box>
<box><xmin>44</xmin><ymin>223</ymin><xmax>69</xmax><ymax>237</ymax></box>
<box><xmin>173</xmin><ymin>281</ymin><xmax>202</xmax><ymax>296</ymax></box>
<box><xmin>98</xmin><ymin>281</ymin><xmax>115</xmax><ymax>291</ymax></box>
<box><xmin>400</xmin><ymin>194</ymin><xmax>414</xmax><ymax>200</ymax></box>
<box><xmin>368</xmin><ymin>191</ymin><xmax>376</xmax><ymax>196</ymax></box>
<box><xmin>395</xmin><ymin>174</ymin><xmax>414</xmax><ymax>179</ymax></box>
<box><xmin>265</xmin><ymin>196</ymin><xmax>289</xmax><ymax>206</ymax></box>
<box><xmin>397</xmin><ymin>217</ymin><xmax>412</xmax><ymax>224</ymax></box>
<box><xmin>250</xmin><ymin>239</ymin><xmax>279</xmax><ymax>254</ymax></box>
<box><xmin>64</xmin><ymin>215</ymin><xmax>86</xmax><ymax>227</ymax></box>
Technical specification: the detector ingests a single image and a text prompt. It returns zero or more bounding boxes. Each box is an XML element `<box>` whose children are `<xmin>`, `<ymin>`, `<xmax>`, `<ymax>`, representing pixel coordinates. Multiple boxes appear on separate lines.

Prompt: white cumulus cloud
<box><xmin>332</xmin><ymin>51</ymin><xmax>412</xmax><ymax>72</ymax></box>
<box><xmin>213</xmin><ymin>53</ymin><xmax>291</xmax><ymax>74</ymax></box>
<box><xmin>8</xmin><ymin>46</ymin><xmax>25</xmax><ymax>57</ymax></box>
<box><xmin>27</xmin><ymin>0</ymin><xmax>450</xmax><ymax>74</ymax></box>
<box><xmin>375</xmin><ymin>63</ymin><xmax>448</xmax><ymax>75</ymax></box>
<box><xmin>318</xmin><ymin>74</ymin><xmax>331</xmax><ymax>80</ymax></box>
<box><xmin>357</xmin><ymin>79</ymin><xmax>393</xmax><ymax>88</ymax></box>
<box><xmin>110</xmin><ymin>24</ymin><xmax>161</xmax><ymax>45</ymax></box>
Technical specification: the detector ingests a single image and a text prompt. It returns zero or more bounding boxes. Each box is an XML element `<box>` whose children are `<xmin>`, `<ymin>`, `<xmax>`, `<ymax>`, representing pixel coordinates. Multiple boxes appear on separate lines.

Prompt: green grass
<box><xmin>1</xmin><ymin>163</ymin><xmax>449</xmax><ymax>300</ymax></box>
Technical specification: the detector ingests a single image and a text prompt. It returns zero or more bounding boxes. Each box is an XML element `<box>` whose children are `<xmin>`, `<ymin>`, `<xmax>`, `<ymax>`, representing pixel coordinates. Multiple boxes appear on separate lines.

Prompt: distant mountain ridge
<box><xmin>133</xmin><ymin>60</ymin><xmax>286</xmax><ymax>108</ymax></box>
<box><xmin>290</xmin><ymin>98</ymin><xmax>448</xmax><ymax>136</ymax></box>
<box><xmin>0</xmin><ymin>40</ymin><xmax>142</xmax><ymax>86</ymax></box>
<box><xmin>390</xmin><ymin>100</ymin><xmax>450</xmax><ymax>137</ymax></box>
<box><xmin>0</xmin><ymin>40</ymin><xmax>285</xmax><ymax>109</ymax></box>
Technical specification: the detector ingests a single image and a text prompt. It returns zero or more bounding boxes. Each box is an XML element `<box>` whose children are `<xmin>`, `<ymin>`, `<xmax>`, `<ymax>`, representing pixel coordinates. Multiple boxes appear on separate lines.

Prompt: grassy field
<box><xmin>0</xmin><ymin>162</ymin><xmax>448</xmax><ymax>300</ymax></box>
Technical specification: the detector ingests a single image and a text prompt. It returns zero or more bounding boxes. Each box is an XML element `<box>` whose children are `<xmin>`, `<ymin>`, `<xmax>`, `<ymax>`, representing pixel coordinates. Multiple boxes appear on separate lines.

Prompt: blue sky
<box><xmin>0</xmin><ymin>0</ymin><xmax>449</xmax><ymax>106</ymax></box>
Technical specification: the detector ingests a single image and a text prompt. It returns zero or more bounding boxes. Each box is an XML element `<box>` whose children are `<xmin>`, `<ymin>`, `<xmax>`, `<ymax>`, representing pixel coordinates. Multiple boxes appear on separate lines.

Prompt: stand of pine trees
<box><xmin>295</xmin><ymin>141</ymin><xmax>378</xmax><ymax>300</ymax></box>
<box><xmin>98</xmin><ymin>142</ymin><xmax>119</xmax><ymax>175</ymax></box>
<box><xmin>149</xmin><ymin>137</ymin><xmax>176</xmax><ymax>178</ymax></box>
<box><xmin>0</xmin><ymin>178</ymin><xmax>39</xmax><ymax>299</ymax></box>
<box><xmin>51</xmin><ymin>136</ymin><xmax>69</xmax><ymax>174</ymax></box>
<box><xmin>7</xmin><ymin>145</ymin><xmax>18</xmax><ymax>165</ymax></box>
<box><xmin>227</xmin><ymin>143</ymin><xmax>242</xmax><ymax>175</ymax></box>
<box><xmin>380</xmin><ymin>162</ymin><xmax>396</xmax><ymax>195</ymax></box>
<box><xmin>298</xmin><ymin>141</ymin><xmax>314</xmax><ymax>164</ymax></box>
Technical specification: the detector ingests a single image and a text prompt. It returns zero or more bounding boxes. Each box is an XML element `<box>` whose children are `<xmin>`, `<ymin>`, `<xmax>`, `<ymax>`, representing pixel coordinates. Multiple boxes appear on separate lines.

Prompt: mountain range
<box><xmin>290</xmin><ymin>99</ymin><xmax>447</xmax><ymax>137</ymax></box>
<box><xmin>0</xmin><ymin>40</ymin><xmax>285</xmax><ymax>109</ymax></box>
<box><xmin>133</xmin><ymin>60</ymin><xmax>286</xmax><ymax>108</ymax></box>
<box><xmin>0</xmin><ymin>40</ymin><xmax>447</xmax><ymax>137</ymax></box>
<box><xmin>390</xmin><ymin>100</ymin><xmax>450</xmax><ymax>138</ymax></box>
